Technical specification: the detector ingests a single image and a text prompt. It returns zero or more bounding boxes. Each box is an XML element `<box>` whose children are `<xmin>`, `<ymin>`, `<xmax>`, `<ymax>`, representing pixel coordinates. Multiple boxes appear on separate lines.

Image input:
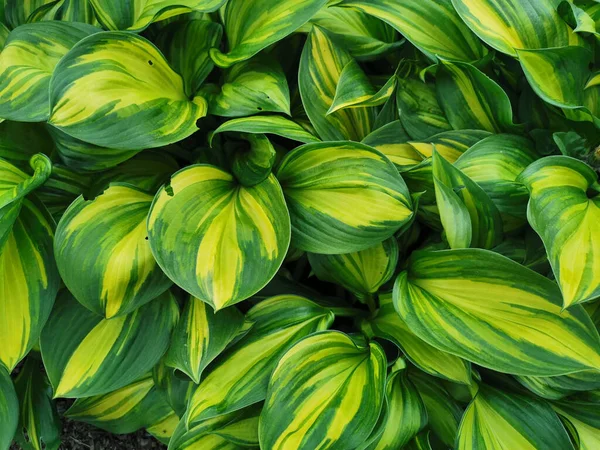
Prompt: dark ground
<box><xmin>10</xmin><ymin>399</ymin><xmax>167</xmax><ymax>450</ymax></box>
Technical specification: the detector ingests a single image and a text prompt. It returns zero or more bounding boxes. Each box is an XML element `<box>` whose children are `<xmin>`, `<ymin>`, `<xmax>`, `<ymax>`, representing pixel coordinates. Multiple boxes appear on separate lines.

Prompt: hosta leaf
<box><xmin>409</xmin><ymin>370</ymin><xmax>463</xmax><ymax>447</ymax></box>
<box><xmin>164</xmin><ymin>295</ymin><xmax>249</xmax><ymax>383</ymax></box>
<box><xmin>518</xmin><ymin>156</ymin><xmax>600</xmax><ymax>308</ymax></box>
<box><xmin>0</xmin><ymin>122</ymin><xmax>53</xmax><ymax>168</ymax></box>
<box><xmin>457</xmin><ymin>385</ymin><xmax>573</xmax><ymax>450</ymax></box>
<box><xmin>49</xmin><ymin>32</ymin><xmax>207</xmax><ymax>150</ymax></box>
<box><xmin>170</xmin><ymin>405</ymin><xmax>261</xmax><ymax>450</ymax></box>
<box><xmin>89</xmin><ymin>0</ymin><xmax>227</xmax><ymax>31</ymax></box>
<box><xmin>0</xmin><ymin>156</ymin><xmax>59</xmax><ymax>372</ymax></box>
<box><xmin>452</xmin><ymin>0</ymin><xmax>582</xmax><ymax>56</ymax></box>
<box><xmin>299</xmin><ymin>26</ymin><xmax>375</xmax><ymax>141</ymax></box>
<box><xmin>36</xmin><ymin>164</ymin><xmax>91</xmax><ymax>222</ymax></box>
<box><xmin>0</xmin><ymin>365</ymin><xmax>18</xmax><ymax>450</ymax></box>
<box><xmin>4</xmin><ymin>0</ymin><xmax>55</xmax><ymax>27</ymax></box>
<box><xmin>152</xmin><ymin>361</ymin><xmax>193</xmax><ymax>417</ymax></box>
<box><xmin>186</xmin><ymin>295</ymin><xmax>334</xmax><ymax>427</ymax></box>
<box><xmin>13</xmin><ymin>357</ymin><xmax>61</xmax><ymax>450</ymax></box>
<box><xmin>454</xmin><ymin>134</ymin><xmax>537</xmax><ymax>233</ymax></box>
<box><xmin>212</xmin><ymin>116</ymin><xmax>321</xmax><ymax>144</ymax></box>
<box><xmin>48</xmin><ymin>127</ymin><xmax>141</xmax><ymax>172</ymax></box>
<box><xmin>364</xmin><ymin>367</ymin><xmax>427</xmax><ymax>450</ymax></box>
<box><xmin>432</xmin><ymin>149</ymin><xmax>503</xmax><ymax>249</ymax></box>
<box><xmin>363</xmin><ymin>293</ymin><xmax>472</xmax><ymax>384</ymax></box>
<box><xmin>436</xmin><ymin>60</ymin><xmax>519</xmax><ymax>133</ymax></box>
<box><xmin>148</xmin><ymin>166</ymin><xmax>290</xmax><ymax>310</ymax></box>
<box><xmin>210</xmin><ymin>0</ymin><xmax>328</xmax><ymax>67</ymax></box>
<box><xmin>155</xmin><ymin>19</ymin><xmax>222</xmax><ymax>97</ymax></box>
<box><xmin>337</xmin><ymin>0</ymin><xmax>487</xmax><ymax>61</ymax></box>
<box><xmin>40</xmin><ymin>290</ymin><xmax>178</xmax><ymax>398</ymax></box>
<box><xmin>408</xmin><ymin>129</ymin><xmax>491</xmax><ymax>163</ymax></box>
<box><xmin>26</xmin><ymin>0</ymin><xmax>97</xmax><ymax>24</ymax></box>
<box><xmin>55</xmin><ymin>184</ymin><xmax>173</xmax><ymax>318</ymax></box>
<box><xmin>308</xmin><ymin>238</ymin><xmax>398</xmax><ymax>300</ymax></box>
<box><xmin>394</xmin><ymin>249</ymin><xmax>600</xmax><ymax>376</ymax></box>
<box><xmin>404</xmin><ymin>432</ymin><xmax>434</xmax><ymax>450</ymax></box>
<box><xmin>230</xmin><ymin>133</ymin><xmax>276</xmax><ymax>187</ymax></box>
<box><xmin>361</xmin><ymin>121</ymin><xmax>424</xmax><ymax>171</ymax></box>
<box><xmin>275</xmin><ymin>141</ymin><xmax>413</xmax><ymax>254</ymax></box>
<box><xmin>147</xmin><ymin>410</ymin><xmax>180</xmax><ymax>445</ymax></box>
<box><xmin>259</xmin><ymin>331</ymin><xmax>386</xmax><ymax>450</ymax></box>
<box><xmin>0</xmin><ymin>21</ymin><xmax>99</xmax><ymax>122</ymax></box>
<box><xmin>553</xmin><ymin>394</ymin><xmax>600</xmax><ymax>450</ymax></box>
<box><xmin>65</xmin><ymin>373</ymin><xmax>172</xmax><ymax>434</ymax></box>
<box><xmin>396</xmin><ymin>78</ymin><xmax>452</xmax><ymax>140</ymax></box>
<box><xmin>307</xmin><ymin>6</ymin><xmax>401</xmax><ymax>59</ymax></box>
<box><xmin>206</xmin><ymin>55</ymin><xmax>291</xmax><ymax>117</ymax></box>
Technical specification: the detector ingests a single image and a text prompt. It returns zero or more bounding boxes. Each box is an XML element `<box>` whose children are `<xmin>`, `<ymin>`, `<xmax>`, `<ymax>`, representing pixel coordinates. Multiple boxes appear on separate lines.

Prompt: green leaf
<box><xmin>436</xmin><ymin>60</ymin><xmax>520</xmax><ymax>133</ymax></box>
<box><xmin>0</xmin><ymin>122</ymin><xmax>53</xmax><ymax>169</ymax></box>
<box><xmin>26</xmin><ymin>0</ymin><xmax>98</xmax><ymax>25</ymax></box>
<box><xmin>40</xmin><ymin>290</ymin><xmax>178</xmax><ymax>398</ymax></box>
<box><xmin>518</xmin><ymin>156</ymin><xmax>600</xmax><ymax>308</ymax></box>
<box><xmin>0</xmin><ymin>364</ymin><xmax>18</xmax><ymax>450</ymax></box>
<box><xmin>13</xmin><ymin>357</ymin><xmax>61</xmax><ymax>450</ymax></box>
<box><xmin>211</xmin><ymin>116</ymin><xmax>321</xmax><ymax>144</ymax></box>
<box><xmin>553</xmin><ymin>392</ymin><xmax>600</xmax><ymax>450</ymax></box>
<box><xmin>186</xmin><ymin>295</ymin><xmax>333</xmax><ymax>427</ymax></box>
<box><xmin>164</xmin><ymin>295</ymin><xmax>249</xmax><ymax>383</ymax></box>
<box><xmin>363</xmin><ymin>293</ymin><xmax>472</xmax><ymax>384</ymax></box>
<box><xmin>337</xmin><ymin>0</ymin><xmax>487</xmax><ymax>61</ymax></box>
<box><xmin>205</xmin><ymin>55</ymin><xmax>291</xmax><ymax>117</ymax></box>
<box><xmin>89</xmin><ymin>0</ymin><xmax>226</xmax><ymax>31</ymax></box>
<box><xmin>0</xmin><ymin>21</ymin><xmax>99</xmax><ymax>122</ymax></box>
<box><xmin>308</xmin><ymin>237</ymin><xmax>398</xmax><ymax>301</ymax></box>
<box><xmin>259</xmin><ymin>331</ymin><xmax>386</xmax><ymax>450</ymax></box>
<box><xmin>49</xmin><ymin>32</ymin><xmax>207</xmax><ymax>150</ymax></box>
<box><xmin>457</xmin><ymin>385</ymin><xmax>573</xmax><ymax>450</ymax></box>
<box><xmin>393</xmin><ymin>249</ymin><xmax>600</xmax><ymax>376</ymax></box>
<box><xmin>275</xmin><ymin>141</ymin><xmax>413</xmax><ymax>254</ymax></box>
<box><xmin>4</xmin><ymin>0</ymin><xmax>55</xmax><ymax>27</ymax></box>
<box><xmin>299</xmin><ymin>26</ymin><xmax>375</xmax><ymax>141</ymax></box>
<box><xmin>147</xmin><ymin>165</ymin><xmax>290</xmax><ymax>310</ymax></box>
<box><xmin>65</xmin><ymin>373</ymin><xmax>172</xmax><ymax>434</ymax></box>
<box><xmin>36</xmin><ymin>164</ymin><xmax>92</xmax><ymax>222</ymax></box>
<box><xmin>55</xmin><ymin>184</ymin><xmax>173</xmax><ymax>318</ymax></box>
<box><xmin>361</xmin><ymin>121</ymin><xmax>424</xmax><ymax>171</ymax></box>
<box><xmin>155</xmin><ymin>19</ymin><xmax>222</xmax><ymax>97</ymax></box>
<box><xmin>209</xmin><ymin>0</ymin><xmax>328</xmax><ymax>67</ymax></box>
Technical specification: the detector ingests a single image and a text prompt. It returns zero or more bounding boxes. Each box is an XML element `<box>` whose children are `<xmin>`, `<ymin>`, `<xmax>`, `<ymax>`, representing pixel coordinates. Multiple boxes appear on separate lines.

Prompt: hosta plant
<box><xmin>1</xmin><ymin>0</ymin><xmax>600</xmax><ymax>449</ymax></box>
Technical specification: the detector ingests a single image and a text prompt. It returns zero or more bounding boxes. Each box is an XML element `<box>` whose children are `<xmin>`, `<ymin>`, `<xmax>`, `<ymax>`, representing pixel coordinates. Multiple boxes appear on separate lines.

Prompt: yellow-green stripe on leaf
<box><xmin>65</xmin><ymin>373</ymin><xmax>172</xmax><ymax>434</ymax></box>
<box><xmin>0</xmin><ymin>21</ymin><xmax>99</xmax><ymax>122</ymax></box>
<box><xmin>433</xmin><ymin>149</ymin><xmax>503</xmax><ymax>249</ymax></box>
<box><xmin>361</xmin><ymin>121</ymin><xmax>424</xmax><ymax>171</ymax></box>
<box><xmin>205</xmin><ymin>55</ymin><xmax>291</xmax><ymax>117</ymax></box>
<box><xmin>164</xmin><ymin>296</ymin><xmax>249</xmax><ymax>383</ymax></box>
<box><xmin>457</xmin><ymin>385</ymin><xmax>573</xmax><ymax>450</ymax></box>
<box><xmin>147</xmin><ymin>165</ymin><xmax>290</xmax><ymax>311</ymax></box>
<box><xmin>211</xmin><ymin>116</ymin><xmax>321</xmax><ymax>145</ymax></box>
<box><xmin>210</xmin><ymin>0</ymin><xmax>328</xmax><ymax>68</ymax></box>
<box><xmin>436</xmin><ymin>60</ymin><xmax>520</xmax><ymax>133</ymax></box>
<box><xmin>276</xmin><ymin>141</ymin><xmax>413</xmax><ymax>254</ymax></box>
<box><xmin>152</xmin><ymin>360</ymin><xmax>194</xmax><ymax>418</ymax></box>
<box><xmin>0</xmin><ymin>365</ymin><xmax>18</xmax><ymax>450</ymax></box>
<box><xmin>452</xmin><ymin>0</ymin><xmax>582</xmax><ymax>56</ymax></box>
<box><xmin>27</xmin><ymin>0</ymin><xmax>98</xmax><ymax>25</ymax></box>
<box><xmin>155</xmin><ymin>19</ymin><xmax>223</xmax><ymax>97</ymax></box>
<box><xmin>259</xmin><ymin>331</ymin><xmax>386</xmax><ymax>450</ymax></box>
<box><xmin>0</xmin><ymin>158</ymin><xmax>59</xmax><ymax>372</ymax></box>
<box><xmin>308</xmin><ymin>238</ymin><xmax>398</xmax><ymax>301</ymax></box>
<box><xmin>553</xmin><ymin>394</ymin><xmax>600</xmax><ymax>450</ymax></box>
<box><xmin>186</xmin><ymin>295</ymin><xmax>334</xmax><ymax>427</ymax></box>
<box><xmin>299</xmin><ymin>26</ymin><xmax>375</xmax><ymax>141</ymax></box>
<box><xmin>89</xmin><ymin>0</ymin><xmax>227</xmax><ymax>31</ymax></box>
<box><xmin>394</xmin><ymin>249</ymin><xmax>600</xmax><ymax>376</ymax></box>
<box><xmin>408</xmin><ymin>129</ymin><xmax>491</xmax><ymax>163</ymax></box>
<box><xmin>13</xmin><ymin>357</ymin><xmax>61</xmax><ymax>450</ymax></box>
<box><xmin>518</xmin><ymin>156</ymin><xmax>600</xmax><ymax>308</ymax></box>
<box><xmin>55</xmin><ymin>184</ymin><xmax>173</xmax><ymax>318</ymax></box>
<box><xmin>454</xmin><ymin>134</ymin><xmax>538</xmax><ymax>233</ymax></box>
<box><xmin>147</xmin><ymin>410</ymin><xmax>179</xmax><ymax>445</ymax></box>
<box><xmin>307</xmin><ymin>5</ymin><xmax>402</xmax><ymax>60</ymax></box>
<box><xmin>4</xmin><ymin>0</ymin><xmax>56</xmax><ymax>28</ymax></box>
<box><xmin>49</xmin><ymin>32</ymin><xmax>207</xmax><ymax>151</ymax></box>
<box><xmin>366</xmin><ymin>369</ymin><xmax>427</xmax><ymax>450</ymax></box>
<box><xmin>364</xmin><ymin>293</ymin><xmax>471</xmax><ymax>384</ymax></box>
<box><xmin>337</xmin><ymin>0</ymin><xmax>487</xmax><ymax>61</ymax></box>
<box><xmin>170</xmin><ymin>405</ymin><xmax>261</xmax><ymax>450</ymax></box>
<box><xmin>408</xmin><ymin>370</ymin><xmax>463</xmax><ymax>447</ymax></box>
<box><xmin>40</xmin><ymin>290</ymin><xmax>178</xmax><ymax>398</ymax></box>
